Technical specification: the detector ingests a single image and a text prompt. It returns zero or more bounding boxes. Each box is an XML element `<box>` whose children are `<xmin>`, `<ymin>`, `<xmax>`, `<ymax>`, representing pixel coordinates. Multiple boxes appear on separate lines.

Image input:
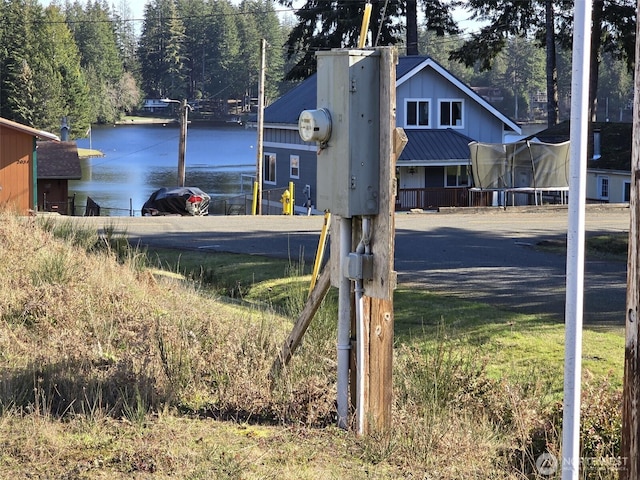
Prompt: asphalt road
<box><xmin>70</xmin><ymin>205</ymin><xmax>630</xmax><ymax>324</ymax></box>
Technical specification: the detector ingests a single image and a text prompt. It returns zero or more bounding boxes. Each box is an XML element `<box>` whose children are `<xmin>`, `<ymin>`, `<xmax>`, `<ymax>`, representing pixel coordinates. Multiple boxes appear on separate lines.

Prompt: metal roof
<box><xmin>36</xmin><ymin>141</ymin><xmax>82</xmax><ymax>179</ymax></box>
<box><xmin>264</xmin><ymin>57</ymin><xmax>426</xmax><ymax>126</ymax></box>
<box><xmin>264</xmin><ymin>55</ymin><xmax>520</xmax><ymax>135</ymax></box>
<box><xmin>0</xmin><ymin>117</ymin><xmax>59</xmax><ymax>141</ymax></box>
<box><xmin>264</xmin><ymin>76</ymin><xmax>317</xmax><ymax>125</ymax></box>
<box><xmin>398</xmin><ymin>129</ymin><xmax>473</xmax><ymax>164</ymax></box>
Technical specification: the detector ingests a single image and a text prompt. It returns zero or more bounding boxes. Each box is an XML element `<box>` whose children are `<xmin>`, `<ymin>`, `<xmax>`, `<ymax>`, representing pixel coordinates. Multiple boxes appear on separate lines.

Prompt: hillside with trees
<box><xmin>0</xmin><ymin>0</ymin><xmax>635</xmax><ymax>137</ymax></box>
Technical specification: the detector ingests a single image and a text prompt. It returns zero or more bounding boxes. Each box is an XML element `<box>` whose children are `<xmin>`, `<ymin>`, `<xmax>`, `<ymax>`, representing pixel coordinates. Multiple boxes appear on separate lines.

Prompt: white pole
<box><xmin>255</xmin><ymin>38</ymin><xmax>266</xmax><ymax>215</ymax></box>
<box><xmin>562</xmin><ymin>1</ymin><xmax>591</xmax><ymax>479</ymax></box>
<box><xmin>337</xmin><ymin>216</ymin><xmax>352</xmax><ymax>429</ymax></box>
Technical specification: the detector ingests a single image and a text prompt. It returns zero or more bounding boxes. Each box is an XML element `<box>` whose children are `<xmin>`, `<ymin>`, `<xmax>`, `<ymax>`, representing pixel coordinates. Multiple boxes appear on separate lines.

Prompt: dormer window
<box><xmin>439</xmin><ymin>99</ymin><xmax>463</xmax><ymax>128</ymax></box>
<box><xmin>405</xmin><ymin>99</ymin><xmax>430</xmax><ymax>128</ymax></box>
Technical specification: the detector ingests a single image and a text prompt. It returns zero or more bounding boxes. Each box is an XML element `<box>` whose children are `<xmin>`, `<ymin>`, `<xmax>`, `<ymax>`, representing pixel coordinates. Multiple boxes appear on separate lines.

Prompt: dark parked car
<box><xmin>142</xmin><ymin>187</ymin><xmax>210</xmax><ymax>216</ymax></box>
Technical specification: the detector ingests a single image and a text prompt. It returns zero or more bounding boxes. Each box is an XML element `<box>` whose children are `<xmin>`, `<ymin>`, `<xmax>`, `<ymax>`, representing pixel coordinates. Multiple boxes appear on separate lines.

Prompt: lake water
<box><xmin>71</xmin><ymin>123</ymin><xmax>258</xmax><ymax>215</ymax></box>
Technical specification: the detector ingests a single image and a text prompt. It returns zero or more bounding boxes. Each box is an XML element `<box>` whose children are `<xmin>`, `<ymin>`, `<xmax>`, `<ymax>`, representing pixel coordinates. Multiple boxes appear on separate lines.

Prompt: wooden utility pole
<box><xmin>359</xmin><ymin>48</ymin><xmax>405</xmax><ymax>434</ymax></box>
<box><xmin>274</xmin><ymin>47</ymin><xmax>404</xmax><ymax>436</ymax></box>
<box><xmin>621</xmin><ymin>3</ymin><xmax>640</xmax><ymax>476</ymax></box>
<box><xmin>178</xmin><ymin>99</ymin><xmax>188</xmax><ymax>187</ymax></box>
<box><xmin>254</xmin><ymin>38</ymin><xmax>266</xmax><ymax>215</ymax></box>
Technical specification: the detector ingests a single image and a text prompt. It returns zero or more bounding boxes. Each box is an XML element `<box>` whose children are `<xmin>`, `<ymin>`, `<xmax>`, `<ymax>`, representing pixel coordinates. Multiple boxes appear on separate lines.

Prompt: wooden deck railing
<box><xmin>397</xmin><ymin>187</ymin><xmax>479</xmax><ymax>210</ymax></box>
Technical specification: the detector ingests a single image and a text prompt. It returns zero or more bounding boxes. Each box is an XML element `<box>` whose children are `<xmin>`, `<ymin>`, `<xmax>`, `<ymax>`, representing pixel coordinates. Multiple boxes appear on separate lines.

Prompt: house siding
<box><xmin>587</xmin><ymin>169</ymin><xmax>630</xmax><ymax>203</ymax></box>
<box><xmin>261</xmin><ymin>144</ymin><xmax>318</xmax><ymax>210</ymax></box>
<box><xmin>264</xmin><ymin>126</ymin><xmax>306</xmax><ymax>146</ymax></box>
<box><xmin>0</xmin><ymin>126</ymin><xmax>34</xmax><ymax>213</ymax></box>
<box><xmin>397</xmin><ymin>70</ymin><xmax>506</xmax><ymax>143</ymax></box>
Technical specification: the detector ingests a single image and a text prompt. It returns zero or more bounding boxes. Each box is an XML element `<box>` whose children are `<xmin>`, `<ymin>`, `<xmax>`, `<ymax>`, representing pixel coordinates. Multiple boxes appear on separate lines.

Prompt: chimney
<box><xmin>61</xmin><ymin>117</ymin><xmax>70</xmax><ymax>141</ymax></box>
<box><xmin>593</xmin><ymin>128</ymin><xmax>601</xmax><ymax>160</ymax></box>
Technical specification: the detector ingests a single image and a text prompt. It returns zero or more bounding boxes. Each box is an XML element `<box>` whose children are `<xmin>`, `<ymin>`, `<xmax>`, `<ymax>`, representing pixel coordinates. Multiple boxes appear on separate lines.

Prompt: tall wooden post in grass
<box><xmin>359</xmin><ymin>48</ymin><xmax>405</xmax><ymax>434</ymax></box>
<box><xmin>621</xmin><ymin>2</ymin><xmax>640</xmax><ymax>476</ymax></box>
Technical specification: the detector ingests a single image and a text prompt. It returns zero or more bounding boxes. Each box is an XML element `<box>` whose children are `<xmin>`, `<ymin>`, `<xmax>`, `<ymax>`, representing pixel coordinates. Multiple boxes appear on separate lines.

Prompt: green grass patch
<box><xmin>538</xmin><ymin>232</ymin><xmax>628</xmax><ymax>261</ymax></box>
<box><xmin>393</xmin><ymin>288</ymin><xmax>624</xmax><ymax>393</ymax></box>
<box><xmin>145</xmin><ymin>245</ymin><xmax>625</xmax><ymax>393</ymax></box>
<box><xmin>145</xmin><ymin>248</ymin><xmax>299</xmax><ymax>299</ymax></box>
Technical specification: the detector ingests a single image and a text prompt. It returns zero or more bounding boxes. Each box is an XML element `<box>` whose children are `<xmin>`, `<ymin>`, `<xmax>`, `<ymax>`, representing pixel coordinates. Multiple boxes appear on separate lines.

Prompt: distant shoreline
<box><xmin>115</xmin><ymin>116</ymin><xmax>247</xmax><ymax>127</ymax></box>
<box><xmin>116</xmin><ymin>116</ymin><xmax>177</xmax><ymax>125</ymax></box>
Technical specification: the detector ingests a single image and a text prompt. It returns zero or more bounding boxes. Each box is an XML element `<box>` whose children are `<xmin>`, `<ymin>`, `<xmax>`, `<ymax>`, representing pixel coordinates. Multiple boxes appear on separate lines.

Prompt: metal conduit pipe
<box><xmin>355</xmin><ymin>217</ymin><xmax>371</xmax><ymax>435</ymax></box>
<box><xmin>336</xmin><ymin>216</ymin><xmax>352</xmax><ymax>429</ymax></box>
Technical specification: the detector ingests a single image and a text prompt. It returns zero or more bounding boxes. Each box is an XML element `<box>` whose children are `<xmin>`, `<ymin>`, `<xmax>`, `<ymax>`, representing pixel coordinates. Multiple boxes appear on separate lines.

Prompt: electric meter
<box><xmin>298</xmin><ymin>108</ymin><xmax>332</xmax><ymax>143</ymax></box>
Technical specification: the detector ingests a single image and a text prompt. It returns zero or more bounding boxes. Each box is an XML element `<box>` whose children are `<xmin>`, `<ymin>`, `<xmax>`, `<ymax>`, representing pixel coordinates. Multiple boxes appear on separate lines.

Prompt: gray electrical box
<box><xmin>314</xmin><ymin>49</ymin><xmax>380</xmax><ymax>217</ymax></box>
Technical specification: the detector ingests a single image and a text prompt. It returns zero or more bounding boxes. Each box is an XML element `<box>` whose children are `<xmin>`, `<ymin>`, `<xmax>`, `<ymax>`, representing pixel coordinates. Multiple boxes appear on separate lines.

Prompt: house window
<box><xmin>290</xmin><ymin>155</ymin><xmax>300</xmax><ymax>179</ymax></box>
<box><xmin>405</xmin><ymin>99</ymin><xmax>430</xmax><ymax>128</ymax></box>
<box><xmin>445</xmin><ymin>165</ymin><xmax>469</xmax><ymax>187</ymax></box>
<box><xmin>597</xmin><ymin>175</ymin><xmax>609</xmax><ymax>200</ymax></box>
<box><xmin>264</xmin><ymin>153</ymin><xmax>276</xmax><ymax>184</ymax></box>
<box><xmin>439</xmin><ymin>99</ymin><xmax>463</xmax><ymax>128</ymax></box>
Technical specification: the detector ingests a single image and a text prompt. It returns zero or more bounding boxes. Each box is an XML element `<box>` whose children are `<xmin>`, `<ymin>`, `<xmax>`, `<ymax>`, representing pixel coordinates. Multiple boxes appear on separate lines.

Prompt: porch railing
<box><xmin>397</xmin><ymin>187</ymin><xmax>479</xmax><ymax>210</ymax></box>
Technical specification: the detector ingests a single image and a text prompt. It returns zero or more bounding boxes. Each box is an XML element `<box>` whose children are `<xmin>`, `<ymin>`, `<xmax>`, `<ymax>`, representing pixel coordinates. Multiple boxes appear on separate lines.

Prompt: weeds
<box><xmin>0</xmin><ymin>211</ymin><xmax>624</xmax><ymax>478</ymax></box>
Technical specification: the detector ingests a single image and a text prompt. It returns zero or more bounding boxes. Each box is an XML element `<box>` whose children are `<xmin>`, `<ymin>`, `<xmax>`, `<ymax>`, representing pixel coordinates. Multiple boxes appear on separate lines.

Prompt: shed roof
<box><xmin>0</xmin><ymin>117</ymin><xmax>60</xmax><ymax>141</ymax></box>
<box><xmin>398</xmin><ymin>129</ymin><xmax>474</xmax><ymax>165</ymax></box>
<box><xmin>36</xmin><ymin>141</ymin><xmax>82</xmax><ymax>179</ymax></box>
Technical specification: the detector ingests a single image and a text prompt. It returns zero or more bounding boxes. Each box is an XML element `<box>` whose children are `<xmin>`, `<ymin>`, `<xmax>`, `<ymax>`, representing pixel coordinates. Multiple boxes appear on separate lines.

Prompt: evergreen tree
<box><xmin>0</xmin><ymin>0</ymin><xmax>36</xmax><ymax>125</ymax></box>
<box><xmin>450</xmin><ymin>0</ymin><xmax>635</xmax><ymax>124</ymax></box>
<box><xmin>280</xmin><ymin>0</ymin><xmax>404</xmax><ymax>80</ymax></box>
<box><xmin>138</xmin><ymin>0</ymin><xmax>186</xmax><ymax>99</ymax></box>
<box><xmin>112</xmin><ymin>0</ymin><xmax>140</xmax><ymax>76</ymax></box>
<box><xmin>176</xmin><ymin>0</ymin><xmax>210</xmax><ymax>99</ymax></box>
<box><xmin>237</xmin><ymin>0</ymin><xmax>285</xmax><ymax>103</ymax></box>
<box><xmin>31</xmin><ymin>4</ymin><xmax>92</xmax><ymax>137</ymax></box>
<box><xmin>279</xmin><ymin>0</ymin><xmax>458</xmax><ymax>80</ymax></box>
<box><xmin>66</xmin><ymin>0</ymin><xmax>127</xmax><ymax>123</ymax></box>
<box><xmin>205</xmin><ymin>0</ymin><xmax>241</xmax><ymax>100</ymax></box>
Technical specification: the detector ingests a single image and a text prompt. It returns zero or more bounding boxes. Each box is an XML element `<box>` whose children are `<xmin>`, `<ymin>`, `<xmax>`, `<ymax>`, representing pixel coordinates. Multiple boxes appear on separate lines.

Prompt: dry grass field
<box><xmin>0</xmin><ymin>212</ymin><xmax>623</xmax><ymax>479</ymax></box>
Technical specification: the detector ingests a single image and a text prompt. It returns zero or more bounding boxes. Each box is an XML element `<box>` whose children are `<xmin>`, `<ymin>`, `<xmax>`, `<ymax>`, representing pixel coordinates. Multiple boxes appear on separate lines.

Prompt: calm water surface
<box><xmin>71</xmin><ymin>123</ymin><xmax>257</xmax><ymax>215</ymax></box>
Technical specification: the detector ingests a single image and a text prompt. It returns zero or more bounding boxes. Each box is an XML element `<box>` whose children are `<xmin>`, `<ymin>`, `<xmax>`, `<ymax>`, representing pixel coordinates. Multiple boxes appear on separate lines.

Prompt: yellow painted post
<box><xmin>252</xmin><ymin>181</ymin><xmax>259</xmax><ymax>215</ymax></box>
<box><xmin>288</xmin><ymin>181</ymin><xmax>295</xmax><ymax>215</ymax></box>
<box><xmin>309</xmin><ymin>212</ymin><xmax>331</xmax><ymax>295</ymax></box>
<box><xmin>358</xmin><ymin>3</ymin><xmax>372</xmax><ymax>48</ymax></box>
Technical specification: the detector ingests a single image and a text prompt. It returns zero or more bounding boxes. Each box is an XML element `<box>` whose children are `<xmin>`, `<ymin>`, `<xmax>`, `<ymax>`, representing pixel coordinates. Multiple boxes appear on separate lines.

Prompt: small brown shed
<box><xmin>36</xmin><ymin>141</ymin><xmax>82</xmax><ymax>215</ymax></box>
<box><xmin>0</xmin><ymin>117</ymin><xmax>59</xmax><ymax>214</ymax></box>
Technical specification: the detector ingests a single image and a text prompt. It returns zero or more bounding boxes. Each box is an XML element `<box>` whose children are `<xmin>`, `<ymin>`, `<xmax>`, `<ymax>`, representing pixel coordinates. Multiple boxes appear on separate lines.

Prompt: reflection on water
<box><xmin>71</xmin><ymin>123</ymin><xmax>257</xmax><ymax>215</ymax></box>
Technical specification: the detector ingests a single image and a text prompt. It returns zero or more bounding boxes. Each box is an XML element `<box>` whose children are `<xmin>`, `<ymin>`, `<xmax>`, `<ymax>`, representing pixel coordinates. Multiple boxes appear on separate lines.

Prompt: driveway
<box><xmin>70</xmin><ymin>205</ymin><xmax>630</xmax><ymax>324</ymax></box>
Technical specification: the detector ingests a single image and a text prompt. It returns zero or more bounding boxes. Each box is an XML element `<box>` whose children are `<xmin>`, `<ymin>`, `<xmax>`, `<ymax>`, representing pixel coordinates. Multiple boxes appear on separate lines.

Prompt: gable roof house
<box><xmin>36</xmin><ymin>141</ymin><xmax>82</xmax><ymax>215</ymax></box>
<box><xmin>0</xmin><ymin>117</ymin><xmax>59</xmax><ymax>214</ymax></box>
<box><xmin>262</xmin><ymin>55</ymin><xmax>521</xmax><ymax>212</ymax></box>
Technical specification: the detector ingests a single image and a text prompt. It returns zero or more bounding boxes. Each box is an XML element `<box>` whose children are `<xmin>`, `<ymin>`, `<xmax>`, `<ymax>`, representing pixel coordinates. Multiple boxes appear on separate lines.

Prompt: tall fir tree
<box><xmin>66</xmin><ymin>0</ymin><xmax>127</xmax><ymax>123</ymax></box>
<box><xmin>280</xmin><ymin>0</ymin><xmax>458</xmax><ymax>80</ymax></box>
<box><xmin>205</xmin><ymin>0</ymin><xmax>241</xmax><ymax>100</ymax></box>
<box><xmin>138</xmin><ymin>0</ymin><xmax>186</xmax><ymax>99</ymax></box>
<box><xmin>237</xmin><ymin>0</ymin><xmax>285</xmax><ymax>103</ymax></box>
<box><xmin>30</xmin><ymin>4</ymin><xmax>92</xmax><ymax>137</ymax></box>
<box><xmin>0</xmin><ymin>0</ymin><xmax>36</xmax><ymax>125</ymax></box>
<box><xmin>176</xmin><ymin>0</ymin><xmax>210</xmax><ymax>99</ymax></box>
